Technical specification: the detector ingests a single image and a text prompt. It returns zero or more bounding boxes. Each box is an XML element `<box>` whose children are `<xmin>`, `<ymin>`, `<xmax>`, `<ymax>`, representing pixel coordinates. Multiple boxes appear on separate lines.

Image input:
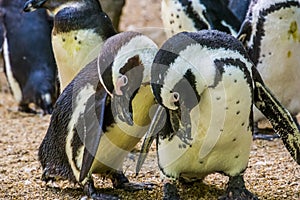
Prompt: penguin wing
<box><xmin>252</xmin><ymin>66</ymin><xmax>300</xmax><ymax>165</ymax></box>
<box><xmin>79</xmin><ymin>86</ymin><xmax>108</xmax><ymax>182</ymax></box>
<box><xmin>0</xmin><ymin>8</ymin><xmax>6</xmax><ymax>51</ymax></box>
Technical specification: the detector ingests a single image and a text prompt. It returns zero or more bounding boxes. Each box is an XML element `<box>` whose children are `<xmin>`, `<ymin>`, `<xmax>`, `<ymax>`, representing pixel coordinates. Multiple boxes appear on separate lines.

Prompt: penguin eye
<box><xmin>119</xmin><ymin>75</ymin><xmax>128</xmax><ymax>86</ymax></box>
<box><xmin>171</xmin><ymin>92</ymin><xmax>180</xmax><ymax>102</ymax></box>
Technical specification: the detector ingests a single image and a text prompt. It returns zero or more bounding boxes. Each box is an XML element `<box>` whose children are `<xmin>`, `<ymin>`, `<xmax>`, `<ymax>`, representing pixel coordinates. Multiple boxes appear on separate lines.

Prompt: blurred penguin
<box><xmin>0</xmin><ymin>0</ymin><xmax>58</xmax><ymax>114</ymax></box>
<box><xmin>238</xmin><ymin>0</ymin><xmax>300</xmax><ymax>139</ymax></box>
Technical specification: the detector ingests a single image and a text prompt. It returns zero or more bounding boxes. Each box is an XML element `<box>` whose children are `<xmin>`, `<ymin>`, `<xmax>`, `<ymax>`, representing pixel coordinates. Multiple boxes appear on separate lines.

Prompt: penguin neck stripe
<box><xmin>213</xmin><ymin>58</ymin><xmax>253</xmax><ymax>89</ymax></box>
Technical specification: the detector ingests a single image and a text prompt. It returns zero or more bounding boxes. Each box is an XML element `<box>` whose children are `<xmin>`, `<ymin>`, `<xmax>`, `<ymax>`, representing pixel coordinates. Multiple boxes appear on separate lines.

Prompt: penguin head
<box><xmin>151</xmin><ymin>30</ymin><xmax>249</xmax><ymax>136</ymax></box>
<box><xmin>23</xmin><ymin>0</ymin><xmax>101</xmax><ymax>14</ymax></box>
<box><xmin>98</xmin><ymin>31</ymin><xmax>158</xmax><ymax>125</ymax></box>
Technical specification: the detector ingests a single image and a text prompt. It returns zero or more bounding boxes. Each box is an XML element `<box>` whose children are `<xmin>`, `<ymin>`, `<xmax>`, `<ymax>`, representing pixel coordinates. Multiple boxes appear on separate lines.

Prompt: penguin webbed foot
<box><xmin>117</xmin><ymin>182</ymin><xmax>156</xmax><ymax>191</ymax></box>
<box><xmin>111</xmin><ymin>171</ymin><xmax>155</xmax><ymax>191</ymax></box>
<box><xmin>218</xmin><ymin>175</ymin><xmax>258</xmax><ymax>200</ymax></box>
<box><xmin>163</xmin><ymin>182</ymin><xmax>180</xmax><ymax>200</ymax></box>
<box><xmin>84</xmin><ymin>179</ymin><xmax>120</xmax><ymax>200</ymax></box>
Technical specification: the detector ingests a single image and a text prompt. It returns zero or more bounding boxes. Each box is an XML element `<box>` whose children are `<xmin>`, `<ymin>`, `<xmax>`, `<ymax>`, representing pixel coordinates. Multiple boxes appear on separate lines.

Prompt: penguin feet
<box><xmin>218</xmin><ymin>175</ymin><xmax>258</xmax><ymax>200</ymax></box>
<box><xmin>18</xmin><ymin>104</ymin><xmax>37</xmax><ymax>114</ymax></box>
<box><xmin>163</xmin><ymin>182</ymin><xmax>180</xmax><ymax>200</ymax></box>
<box><xmin>84</xmin><ymin>180</ymin><xmax>120</xmax><ymax>200</ymax></box>
<box><xmin>111</xmin><ymin>171</ymin><xmax>155</xmax><ymax>191</ymax></box>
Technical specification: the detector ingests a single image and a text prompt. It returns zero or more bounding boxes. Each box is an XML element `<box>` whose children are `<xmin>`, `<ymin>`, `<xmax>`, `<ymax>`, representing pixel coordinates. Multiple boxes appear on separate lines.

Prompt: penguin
<box><xmin>38</xmin><ymin>31</ymin><xmax>158</xmax><ymax>199</ymax></box>
<box><xmin>161</xmin><ymin>0</ymin><xmax>242</xmax><ymax>38</ymax></box>
<box><xmin>99</xmin><ymin>0</ymin><xmax>125</xmax><ymax>30</ymax></box>
<box><xmin>228</xmin><ymin>0</ymin><xmax>251</xmax><ymax>23</ymax></box>
<box><xmin>237</xmin><ymin>0</ymin><xmax>300</xmax><ymax>139</ymax></box>
<box><xmin>0</xmin><ymin>0</ymin><xmax>58</xmax><ymax>114</ymax></box>
<box><xmin>23</xmin><ymin>0</ymin><xmax>117</xmax><ymax>92</ymax></box>
<box><xmin>136</xmin><ymin>30</ymin><xmax>300</xmax><ymax>199</ymax></box>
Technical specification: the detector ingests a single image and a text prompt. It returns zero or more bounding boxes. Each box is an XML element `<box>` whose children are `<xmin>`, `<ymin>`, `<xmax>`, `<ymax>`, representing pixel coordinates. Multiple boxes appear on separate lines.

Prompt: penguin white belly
<box><xmin>52</xmin><ymin>29</ymin><xmax>103</xmax><ymax>91</ymax></box>
<box><xmin>158</xmin><ymin>66</ymin><xmax>253</xmax><ymax>179</ymax></box>
<box><xmin>254</xmin><ymin>7</ymin><xmax>300</xmax><ymax>121</ymax></box>
<box><xmin>161</xmin><ymin>0</ymin><xmax>208</xmax><ymax>38</ymax></box>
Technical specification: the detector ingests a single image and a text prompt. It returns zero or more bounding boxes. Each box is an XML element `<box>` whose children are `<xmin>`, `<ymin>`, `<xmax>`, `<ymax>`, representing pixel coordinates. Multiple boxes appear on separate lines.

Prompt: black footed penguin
<box><xmin>24</xmin><ymin>0</ymin><xmax>117</xmax><ymax>91</ymax></box>
<box><xmin>38</xmin><ymin>32</ymin><xmax>158</xmax><ymax>199</ymax></box>
<box><xmin>136</xmin><ymin>30</ymin><xmax>300</xmax><ymax>199</ymax></box>
<box><xmin>161</xmin><ymin>0</ymin><xmax>242</xmax><ymax>38</ymax></box>
<box><xmin>228</xmin><ymin>0</ymin><xmax>251</xmax><ymax>23</ymax></box>
<box><xmin>0</xmin><ymin>0</ymin><xmax>58</xmax><ymax>114</ymax></box>
<box><xmin>238</xmin><ymin>0</ymin><xmax>300</xmax><ymax>139</ymax></box>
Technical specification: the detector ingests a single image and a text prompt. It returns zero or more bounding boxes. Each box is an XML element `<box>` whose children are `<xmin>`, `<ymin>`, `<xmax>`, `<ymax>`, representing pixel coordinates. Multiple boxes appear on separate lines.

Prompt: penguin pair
<box><xmin>0</xmin><ymin>0</ymin><xmax>58</xmax><ymax>114</ymax></box>
<box><xmin>238</xmin><ymin>0</ymin><xmax>300</xmax><ymax>139</ymax></box>
<box><xmin>136</xmin><ymin>30</ymin><xmax>300</xmax><ymax>199</ymax></box>
<box><xmin>24</xmin><ymin>0</ymin><xmax>117</xmax><ymax>92</ymax></box>
<box><xmin>36</xmin><ymin>31</ymin><xmax>158</xmax><ymax>199</ymax></box>
<box><xmin>161</xmin><ymin>0</ymin><xmax>243</xmax><ymax>38</ymax></box>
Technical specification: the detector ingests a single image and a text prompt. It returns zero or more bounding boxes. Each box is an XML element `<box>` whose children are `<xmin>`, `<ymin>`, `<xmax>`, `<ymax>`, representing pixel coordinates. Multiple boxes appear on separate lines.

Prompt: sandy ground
<box><xmin>1</xmin><ymin>0</ymin><xmax>300</xmax><ymax>199</ymax></box>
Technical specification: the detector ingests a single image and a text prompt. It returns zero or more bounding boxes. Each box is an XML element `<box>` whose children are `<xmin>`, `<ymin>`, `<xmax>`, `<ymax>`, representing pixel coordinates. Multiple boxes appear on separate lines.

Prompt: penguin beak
<box><xmin>23</xmin><ymin>0</ymin><xmax>47</xmax><ymax>12</ymax></box>
<box><xmin>112</xmin><ymin>93</ymin><xmax>134</xmax><ymax>126</ymax></box>
<box><xmin>136</xmin><ymin>105</ymin><xmax>167</xmax><ymax>175</ymax></box>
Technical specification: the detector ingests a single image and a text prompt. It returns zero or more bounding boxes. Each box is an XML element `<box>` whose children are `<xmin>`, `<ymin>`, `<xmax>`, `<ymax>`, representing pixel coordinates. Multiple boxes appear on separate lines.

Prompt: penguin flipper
<box><xmin>252</xmin><ymin>67</ymin><xmax>300</xmax><ymax>164</ymax></box>
<box><xmin>0</xmin><ymin>8</ymin><xmax>6</xmax><ymax>51</ymax></box>
<box><xmin>79</xmin><ymin>87</ymin><xmax>108</xmax><ymax>182</ymax></box>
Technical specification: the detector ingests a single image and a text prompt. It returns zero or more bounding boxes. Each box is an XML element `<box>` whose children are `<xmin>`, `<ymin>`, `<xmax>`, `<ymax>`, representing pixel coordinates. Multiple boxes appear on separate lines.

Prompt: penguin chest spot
<box><xmin>52</xmin><ymin>29</ymin><xmax>103</xmax><ymax>89</ymax></box>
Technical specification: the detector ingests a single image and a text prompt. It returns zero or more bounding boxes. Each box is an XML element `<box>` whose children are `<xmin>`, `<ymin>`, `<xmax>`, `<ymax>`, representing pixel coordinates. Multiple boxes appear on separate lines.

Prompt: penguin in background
<box><xmin>0</xmin><ymin>0</ymin><xmax>58</xmax><ymax>114</ymax></box>
<box><xmin>136</xmin><ymin>30</ymin><xmax>300</xmax><ymax>199</ymax></box>
<box><xmin>237</xmin><ymin>0</ymin><xmax>300</xmax><ymax>139</ymax></box>
<box><xmin>99</xmin><ymin>0</ymin><xmax>125</xmax><ymax>31</ymax></box>
<box><xmin>38</xmin><ymin>32</ymin><xmax>158</xmax><ymax>199</ymax></box>
<box><xmin>161</xmin><ymin>0</ymin><xmax>242</xmax><ymax>38</ymax></box>
<box><xmin>228</xmin><ymin>0</ymin><xmax>251</xmax><ymax>23</ymax></box>
<box><xmin>24</xmin><ymin>0</ymin><xmax>117</xmax><ymax>92</ymax></box>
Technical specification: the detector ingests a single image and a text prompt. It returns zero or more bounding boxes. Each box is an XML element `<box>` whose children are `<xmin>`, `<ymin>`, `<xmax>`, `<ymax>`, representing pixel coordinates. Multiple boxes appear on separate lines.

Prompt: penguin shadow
<box><xmin>177</xmin><ymin>180</ymin><xmax>225</xmax><ymax>199</ymax></box>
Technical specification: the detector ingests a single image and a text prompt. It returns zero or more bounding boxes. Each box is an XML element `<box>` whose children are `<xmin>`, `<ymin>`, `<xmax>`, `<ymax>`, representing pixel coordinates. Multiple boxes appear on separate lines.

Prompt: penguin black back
<box><xmin>0</xmin><ymin>0</ymin><xmax>58</xmax><ymax>114</ymax></box>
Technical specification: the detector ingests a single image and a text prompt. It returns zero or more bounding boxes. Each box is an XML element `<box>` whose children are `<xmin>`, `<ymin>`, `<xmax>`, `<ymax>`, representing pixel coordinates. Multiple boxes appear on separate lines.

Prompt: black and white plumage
<box><xmin>0</xmin><ymin>0</ymin><xmax>58</xmax><ymax>114</ymax></box>
<box><xmin>228</xmin><ymin>0</ymin><xmax>251</xmax><ymax>23</ymax></box>
<box><xmin>136</xmin><ymin>30</ymin><xmax>300</xmax><ymax>199</ymax></box>
<box><xmin>38</xmin><ymin>32</ymin><xmax>158</xmax><ymax>199</ymax></box>
<box><xmin>238</xmin><ymin>0</ymin><xmax>300</xmax><ymax>122</ymax></box>
<box><xmin>24</xmin><ymin>0</ymin><xmax>117</xmax><ymax>91</ymax></box>
<box><xmin>161</xmin><ymin>0</ymin><xmax>242</xmax><ymax>38</ymax></box>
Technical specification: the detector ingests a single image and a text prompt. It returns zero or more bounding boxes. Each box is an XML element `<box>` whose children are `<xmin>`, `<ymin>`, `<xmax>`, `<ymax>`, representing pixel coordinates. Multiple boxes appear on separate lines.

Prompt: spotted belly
<box><xmin>252</xmin><ymin>5</ymin><xmax>300</xmax><ymax>120</ymax></box>
<box><xmin>158</xmin><ymin>65</ymin><xmax>253</xmax><ymax>179</ymax></box>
